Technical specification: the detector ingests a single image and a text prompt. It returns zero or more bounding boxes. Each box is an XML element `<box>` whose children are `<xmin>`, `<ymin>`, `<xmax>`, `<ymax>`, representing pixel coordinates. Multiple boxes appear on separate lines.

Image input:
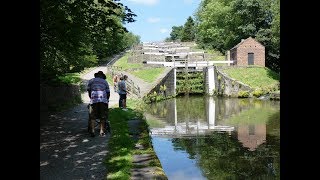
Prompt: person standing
<box><xmin>112</xmin><ymin>74</ymin><xmax>119</xmax><ymax>92</ymax></box>
<box><xmin>87</xmin><ymin>71</ymin><xmax>110</xmax><ymax>137</ymax></box>
<box><xmin>118</xmin><ymin>75</ymin><xmax>129</xmax><ymax>111</ymax></box>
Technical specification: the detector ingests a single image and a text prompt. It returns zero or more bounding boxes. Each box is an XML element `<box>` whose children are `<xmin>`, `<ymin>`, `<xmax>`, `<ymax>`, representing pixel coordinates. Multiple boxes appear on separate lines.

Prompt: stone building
<box><xmin>230</xmin><ymin>37</ymin><xmax>265</xmax><ymax>66</ymax></box>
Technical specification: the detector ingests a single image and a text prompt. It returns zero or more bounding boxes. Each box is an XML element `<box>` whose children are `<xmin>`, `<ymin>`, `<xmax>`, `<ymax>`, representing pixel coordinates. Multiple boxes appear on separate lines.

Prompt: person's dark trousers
<box><xmin>119</xmin><ymin>94</ymin><xmax>123</xmax><ymax>108</ymax></box>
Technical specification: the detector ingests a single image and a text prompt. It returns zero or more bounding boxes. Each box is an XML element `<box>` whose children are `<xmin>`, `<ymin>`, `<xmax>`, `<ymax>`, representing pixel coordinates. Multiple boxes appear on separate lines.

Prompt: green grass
<box><xmin>126</xmin><ymin>98</ymin><xmax>146</xmax><ymax>111</ymax></box>
<box><xmin>131</xmin><ymin>67</ymin><xmax>165</xmax><ymax>83</ymax></box>
<box><xmin>221</xmin><ymin>67</ymin><xmax>280</xmax><ymax>90</ymax></box>
<box><xmin>106</xmin><ymin>73</ymin><xmax>113</xmax><ymax>86</ymax></box>
<box><xmin>105</xmin><ymin>107</ymin><xmax>167</xmax><ymax>179</ymax></box>
<box><xmin>191</xmin><ymin>45</ymin><xmax>225</xmax><ymax>61</ymax></box>
<box><xmin>105</xmin><ymin>108</ymin><xmax>136</xmax><ymax>179</ymax></box>
<box><xmin>206</xmin><ymin>49</ymin><xmax>226</xmax><ymax>61</ymax></box>
<box><xmin>113</xmin><ymin>53</ymin><xmax>143</xmax><ymax>70</ymax></box>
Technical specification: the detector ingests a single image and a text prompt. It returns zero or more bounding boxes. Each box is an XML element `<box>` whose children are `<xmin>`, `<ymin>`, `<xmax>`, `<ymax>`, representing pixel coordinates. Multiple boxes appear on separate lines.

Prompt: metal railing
<box><xmin>107</xmin><ymin>66</ymin><xmax>141</xmax><ymax>98</ymax></box>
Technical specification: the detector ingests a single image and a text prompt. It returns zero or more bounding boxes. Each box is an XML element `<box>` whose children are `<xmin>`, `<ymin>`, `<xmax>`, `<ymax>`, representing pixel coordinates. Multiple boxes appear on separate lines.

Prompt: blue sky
<box><xmin>120</xmin><ymin>0</ymin><xmax>201</xmax><ymax>42</ymax></box>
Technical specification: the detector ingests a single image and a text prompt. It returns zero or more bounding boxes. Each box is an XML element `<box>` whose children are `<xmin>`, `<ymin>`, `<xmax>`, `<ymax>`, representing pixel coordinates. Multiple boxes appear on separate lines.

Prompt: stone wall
<box><xmin>40</xmin><ymin>84</ymin><xmax>81</xmax><ymax>111</ymax></box>
<box><xmin>215</xmin><ymin>66</ymin><xmax>253</xmax><ymax>97</ymax></box>
<box><xmin>147</xmin><ymin>68</ymin><xmax>175</xmax><ymax>97</ymax></box>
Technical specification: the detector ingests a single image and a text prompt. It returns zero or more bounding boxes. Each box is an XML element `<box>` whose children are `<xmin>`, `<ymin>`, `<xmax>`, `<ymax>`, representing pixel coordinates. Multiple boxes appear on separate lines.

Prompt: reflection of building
<box><xmin>236</xmin><ymin>124</ymin><xmax>266</xmax><ymax>151</ymax></box>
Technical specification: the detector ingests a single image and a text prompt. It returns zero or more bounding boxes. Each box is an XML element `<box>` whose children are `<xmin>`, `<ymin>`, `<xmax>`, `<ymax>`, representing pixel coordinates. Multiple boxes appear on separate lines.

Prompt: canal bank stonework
<box><xmin>147</xmin><ymin>68</ymin><xmax>176</xmax><ymax>97</ymax></box>
<box><xmin>202</xmin><ymin>66</ymin><xmax>252</xmax><ymax>97</ymax></box>
<box><xmin>215</xmin><ymin>66</ymin><xmax>253</xmax><ymax>97</ymax></box>
<box><xmin>148</xmin><ymin>66</ymin><xmax>254</xmax><ymax>98</ymax></box>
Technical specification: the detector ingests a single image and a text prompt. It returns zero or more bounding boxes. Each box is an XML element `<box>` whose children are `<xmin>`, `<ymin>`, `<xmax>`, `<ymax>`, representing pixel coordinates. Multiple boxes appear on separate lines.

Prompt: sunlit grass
<box><xmin>131</xmin><ymin>68</ymin><xmax>165</xmax><ymax>83</ymax></box>
<box><xmin>113</xmin><ymin>53</ymin><xmax>143</xmax><ymax>70</ymax></box>
<box><xmin>105</xmin><ymin>108</ymin><xmax>134</xmax><ymax>179</ymax></box>
<box><xmin>221</xmin><ymin>67</ymin><xmax>280</xmax><ymax>89</ymax></box>
<box><xmin>126</xmin><ymin>98</ymin><xmax>146</xmax><ymax>111</ymax></box>
<box><xmin>105</xmin><ymin>73</ymin><xmax>113</xmax><ymax>85</ymax></box>
<box><xmin>206</xmin><ymin>49</ymin><xmax>226</xmax><ymax>61</ymax></box>
<box><xmin>105</xmin><ymin>107</ymin><xmax>167</xmax><ymax>179</ymax></box>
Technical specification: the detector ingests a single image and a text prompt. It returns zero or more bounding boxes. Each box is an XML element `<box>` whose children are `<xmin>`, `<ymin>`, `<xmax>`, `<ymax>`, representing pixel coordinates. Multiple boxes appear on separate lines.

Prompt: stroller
<box><xmin>87</xmin><ymin>104</ymin><xmax>111</xmax><ymax>134</ymax></box>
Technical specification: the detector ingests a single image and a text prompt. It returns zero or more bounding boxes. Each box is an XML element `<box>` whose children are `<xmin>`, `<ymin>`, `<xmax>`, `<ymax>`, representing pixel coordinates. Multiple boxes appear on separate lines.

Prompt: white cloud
<box><xmin>127</xmin><ymin>0</ymin><xmax>159</xmax><ymax>6</ymax></box>
<box><xmin>160</xmin><ymin>28</ymin><xmax>169</xmax><ymax>33</ymax></box>
<box><xmin>147</xmin><ymin>17</ymin><xmax>161</xmax><ymax>23</ymax></box>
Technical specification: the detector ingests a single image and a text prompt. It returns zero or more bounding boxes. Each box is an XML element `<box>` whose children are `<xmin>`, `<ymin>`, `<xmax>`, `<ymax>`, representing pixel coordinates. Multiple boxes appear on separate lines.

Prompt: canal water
<box><xmin>144</xmin><ymin>96</ymin><xmax>280</xmax><ymax>179</ymax></box>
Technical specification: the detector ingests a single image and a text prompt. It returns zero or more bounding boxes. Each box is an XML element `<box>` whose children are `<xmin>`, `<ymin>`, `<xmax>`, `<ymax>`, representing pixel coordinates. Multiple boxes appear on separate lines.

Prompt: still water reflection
<box><xmin>144</xmin><ymin>96</ymin><xmax>280</xmax><ymax>179</ymax></box>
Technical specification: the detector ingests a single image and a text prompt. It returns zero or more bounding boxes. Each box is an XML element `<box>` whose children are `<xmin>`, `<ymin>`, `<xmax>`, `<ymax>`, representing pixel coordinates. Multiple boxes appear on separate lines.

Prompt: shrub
<box><xmin>238</xmin><ymin>91</ymin><xmax>250</xmax><ymax>98</ymax></box>
<box><xmin>253</xmin><ymin>89</ymin><xmax>264</xmax><ymax>97</ymax></box>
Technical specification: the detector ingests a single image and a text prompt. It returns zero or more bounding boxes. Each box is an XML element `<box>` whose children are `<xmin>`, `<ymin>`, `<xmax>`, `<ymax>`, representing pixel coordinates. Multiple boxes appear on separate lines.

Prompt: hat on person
<box><xmin>96</xmin><ymin>71</ymin><xmax>106</xmax><ymax>79</ymax></box>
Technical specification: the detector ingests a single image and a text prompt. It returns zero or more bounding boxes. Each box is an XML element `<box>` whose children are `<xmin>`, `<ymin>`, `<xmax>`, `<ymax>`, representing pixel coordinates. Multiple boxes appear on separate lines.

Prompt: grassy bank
<box><xmin>221</xmin><ymin>66</ymin><xmax>280</xmax><ymax>94</ymax></box>
<box><xmin>113</xmin><ymin>53</ymin><xmax>143</xmax><ymax>70</ymax></box>
<box><xmin>113</xmin><ymin>53</ymin><xmax>165</xmax><ymax>83</ymax></box>
<box><xmin>131</xmin><ymin>67</ymin><xmax>165</xmax><ymax>83</ymax></box>
<box><xmin>105</xmin><ymin>108</ymin><xmax>135</xmax><ymax>179</ymax></box>
<box><xmin>105</xmin><ymin>107</ymin><xmax>167</xmax><ymax>179</ymax></box>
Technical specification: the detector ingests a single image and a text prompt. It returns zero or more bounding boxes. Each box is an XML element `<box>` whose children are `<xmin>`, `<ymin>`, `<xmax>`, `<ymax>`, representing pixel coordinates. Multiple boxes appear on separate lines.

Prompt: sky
<box><xmin>120</xmin><ymin>0</ymin><xmax>202</xmax><ymax>43</ymax></box>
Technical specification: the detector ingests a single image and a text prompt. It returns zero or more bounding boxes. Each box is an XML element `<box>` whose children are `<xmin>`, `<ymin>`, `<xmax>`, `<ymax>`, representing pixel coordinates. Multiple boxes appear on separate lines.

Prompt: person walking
<box><xmin>87</xmin><ymin>71</ymin><xmax>110</xmax><ymax>137</ymax></box>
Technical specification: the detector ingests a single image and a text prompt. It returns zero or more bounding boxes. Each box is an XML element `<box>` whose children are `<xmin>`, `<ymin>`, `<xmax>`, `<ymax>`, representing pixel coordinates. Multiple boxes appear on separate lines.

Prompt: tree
<box><xmin>169</xmin><ymin>26</ymin><xmax>184</xmax><ymax>41</ymax></box>
<box><xmin>181</xmin><ymin>16</ymin><xmax>195</xmax><ymax>42</ymax></box>
<box><xmin>194</xmin><ymin>0</ymin><xmax>279</xmax><ymax>73</ymax></box>
<box><xmin>40</xmin><ymin>0</ymin><xmax>138</xmax><ymax>84</ymax></box>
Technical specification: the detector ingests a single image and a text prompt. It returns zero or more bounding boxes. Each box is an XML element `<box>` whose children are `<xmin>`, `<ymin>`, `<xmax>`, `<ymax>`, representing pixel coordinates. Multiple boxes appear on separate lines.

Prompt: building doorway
<box><xmin>248</xmin><ymin>53</ymin><xmax>254</xmax><ymax>65</ymax></box>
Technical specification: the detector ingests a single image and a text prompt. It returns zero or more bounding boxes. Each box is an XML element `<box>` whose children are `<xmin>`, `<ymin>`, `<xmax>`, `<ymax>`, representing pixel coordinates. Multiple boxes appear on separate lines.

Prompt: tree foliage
<box><xmin>181</xmin><ymin>16</ymin><xmax>195</xmax><ymax>42</ymax></box>
<box><xmin>40</xmin><ymin>0</ymin><xmax>139</xmax><ymax>84</ymax></box>
<box><xmin>167</xmin><ymin>16</ymin><xmax>196</xmax><ymax>42</ymax></box>
<box><xmin>195</xmin><ymin>0</ymin><xmax>279</xmax><ymax>72</ymax></box>
<box><xmin>167</xmin><ymin>26</ymin><xmax>183</xmax><ymax>41</ymax></box>
<box><xmin>168</xmin><ymin>0</ymin><xmax>280</xmax><ymax>73</ymax></box>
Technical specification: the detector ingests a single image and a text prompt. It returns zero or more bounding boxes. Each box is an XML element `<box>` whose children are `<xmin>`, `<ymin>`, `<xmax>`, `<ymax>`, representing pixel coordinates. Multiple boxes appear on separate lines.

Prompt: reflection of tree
<box><xmin>226</xmin><ymin>105</ymin><xmax>279</xmax><ymax>126</ymax></box>
<box><xmin>176</xmin><ymin>96</ymin><xmax>206</xmax><ymax>122</ymax></box>
<box><xmin>170</xmin><ymin>132</ymin><xmax>279</xmax><ymax>179</ymax></box>
<box><xmin>147</xmin><ymin>96</ymin><xmax>207</xmax><ymax>124</ymax></box>
<box><xmin>267</xmin><ymin>111</ymin><xmax>280</xmax><ymax>137</ymax></box>
<box><xmin>171</xmin><ymin>138</ymin><xmax>198</xmax><ymax>159</ymax></box>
